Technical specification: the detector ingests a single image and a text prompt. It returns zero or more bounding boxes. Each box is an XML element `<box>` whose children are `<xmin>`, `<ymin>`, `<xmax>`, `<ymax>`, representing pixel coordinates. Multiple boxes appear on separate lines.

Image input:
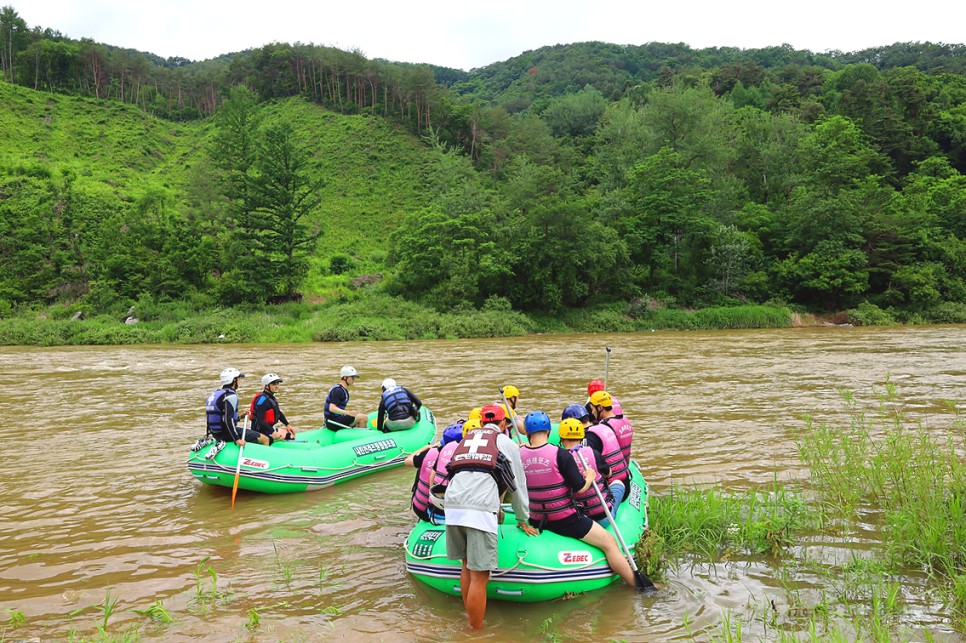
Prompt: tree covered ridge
<box><xmin>2</xmin><ymin>4</ymin><xmax>966</xmax><ymax>326</ymax></box>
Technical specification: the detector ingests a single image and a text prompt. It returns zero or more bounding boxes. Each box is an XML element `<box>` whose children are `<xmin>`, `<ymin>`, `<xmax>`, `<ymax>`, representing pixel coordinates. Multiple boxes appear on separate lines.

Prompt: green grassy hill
<box><xmin>0</xmin><ymin>81</ymin><xmax>435</xmax><ymax>297</ymax></box>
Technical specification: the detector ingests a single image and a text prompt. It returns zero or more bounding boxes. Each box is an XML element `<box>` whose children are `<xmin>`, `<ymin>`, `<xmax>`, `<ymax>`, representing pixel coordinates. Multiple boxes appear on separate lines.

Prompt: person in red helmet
<box><xmin>443</xmin><ymin>403</ymin><xmax>536</xmax><ymax>629</ymax></box>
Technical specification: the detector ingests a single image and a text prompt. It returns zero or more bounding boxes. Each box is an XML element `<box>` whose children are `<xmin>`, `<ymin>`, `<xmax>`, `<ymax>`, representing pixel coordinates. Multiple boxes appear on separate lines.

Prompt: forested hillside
<box><xmin>2</xmin><ymin>3</ymin><xmax>966</xmax><ymax>328</ymax></box>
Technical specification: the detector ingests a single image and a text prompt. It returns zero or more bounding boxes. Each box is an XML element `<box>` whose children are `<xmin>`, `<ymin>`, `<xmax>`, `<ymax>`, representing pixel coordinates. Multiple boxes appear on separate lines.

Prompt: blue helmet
<box><xmin>442</xmin><ymin>422</ymin><xmax>464</xmax><ymax>446</ymax></box>
<box><xmin>561</xmin><ymin>403</ymin><xmax>589</xmax><ymax>422</ymax></box>
<box><xmin>524</xmin><ymin>411</ymin><xmax>552</xmax><ymax>435</ymax></box>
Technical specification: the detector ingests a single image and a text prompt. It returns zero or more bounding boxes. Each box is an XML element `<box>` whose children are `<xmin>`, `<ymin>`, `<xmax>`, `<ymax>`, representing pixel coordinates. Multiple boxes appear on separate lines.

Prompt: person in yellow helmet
<box><xmin>558</xmin><ymin>418</ymin><xmax>614</xmax><ymax>524</ymax></box>
<box><xmin>501</xmin><ymin>385</ymin><xmax>525</xmax><ymax>437</ymax></box>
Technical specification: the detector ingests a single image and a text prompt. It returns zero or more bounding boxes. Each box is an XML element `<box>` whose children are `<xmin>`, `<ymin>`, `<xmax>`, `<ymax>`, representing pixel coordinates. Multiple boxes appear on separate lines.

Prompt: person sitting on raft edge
<box><xmin>324</xmin><ymin>365</ymin><xmax>368</xmax><ymax>430</ymax></box>
<box><xmin>519</xmin><ymin>410</ymin><xmax>637</xmax><ymax>589</ymax></box>
<box><xmin>250</xmin><ymin>373</ymin><xmax>296</xmax><ymax>443</ymax></box>
<box><xmin>377</xmin><ymin>377</ymin><xmax>423</xmax><ymax>432</ymax></box>
<box><xmin>405</xmin><ymin>421</ymin><xmax>464</xmax><ymax>524</ymax></box>
<box><xmin>193</xmin><ymin>367</ymin><xmax>266</xmax><ymax>457</ymax></box>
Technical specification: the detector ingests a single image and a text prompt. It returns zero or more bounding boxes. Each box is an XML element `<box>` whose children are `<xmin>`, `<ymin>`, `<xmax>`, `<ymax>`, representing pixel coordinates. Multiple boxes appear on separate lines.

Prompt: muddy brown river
<box><xmin>1</xmin><ymin>326</ymin><xmax>965</xmax><ymax>641</ymax></box>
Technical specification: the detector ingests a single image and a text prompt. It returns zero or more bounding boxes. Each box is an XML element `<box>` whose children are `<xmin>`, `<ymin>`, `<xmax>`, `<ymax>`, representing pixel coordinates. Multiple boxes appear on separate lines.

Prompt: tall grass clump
<box><xmin>639</xmin><ymin>482</ymin><xmax>814</xmax><ymax>581</ymax></box>
<box><xmin>795</xmin><ymin>379</ymin><xmax>966</xmax><ymax>613</ymax></box>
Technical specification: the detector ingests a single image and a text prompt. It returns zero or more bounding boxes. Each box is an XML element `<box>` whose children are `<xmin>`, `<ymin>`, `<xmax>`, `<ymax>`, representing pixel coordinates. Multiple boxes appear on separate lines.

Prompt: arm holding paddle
<box><xmin>575</xmin><ymin>450</ymin><xmax>654</xmax><ymax>591</ymax></box>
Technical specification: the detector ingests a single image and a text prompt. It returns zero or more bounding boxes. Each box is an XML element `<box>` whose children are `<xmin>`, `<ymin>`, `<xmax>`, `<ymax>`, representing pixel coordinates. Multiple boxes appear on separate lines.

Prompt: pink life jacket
<box><xmin>570</xmin><ymin>445</ymin><xmax>612</xmax><ymax>520</ymax></box>
<box><xmin>432</xmin><ymin>441</ymin><xmax>459</xmax><ymax>488</ymax></box>
<box><xmin>521</xmin><ymin>443</ymin><xmax>578</xmax><ymax>523</ymax></box>
<box><xmin>412</xmin><ymin>447</ymin><xmax>440</xmax><ymax>515</ymax></box>
<box><xmin>602</xmin><ymin>416</ymin><xmax>634</xmax><ymax>466</ymax></box>
<box><xmin>587</xmin><ymin>422</ymin><xmax>629</xmax><ymax>484</ymax></box>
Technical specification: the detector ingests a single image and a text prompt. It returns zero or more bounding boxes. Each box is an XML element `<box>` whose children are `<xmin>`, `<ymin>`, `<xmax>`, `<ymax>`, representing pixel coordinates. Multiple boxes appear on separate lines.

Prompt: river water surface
<box><xmin>1</xmin><ymin>326</ymin><xmax>965</xmax><ymax>641</ymax></box>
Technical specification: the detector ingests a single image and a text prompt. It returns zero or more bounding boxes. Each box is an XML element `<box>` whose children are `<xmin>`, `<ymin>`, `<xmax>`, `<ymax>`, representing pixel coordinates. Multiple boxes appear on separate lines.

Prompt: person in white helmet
<box><xmin>324</xmin><ymin>366</ymin><xmax>368</xmax><ymax>430</ymax></box>
<box><xmin>202</xmin><ymin>367</ymin><xmax>267</xmax><ymax>448</ymax></box>
<box><xmin>376</xmin><ymin>377</ymin><xmax>423</xmax><ymax>432</ymax></box>
<box><xmin>250</xmin><ymin>373</ymin><xmax>296</xmax><ymax>442</ymax></box>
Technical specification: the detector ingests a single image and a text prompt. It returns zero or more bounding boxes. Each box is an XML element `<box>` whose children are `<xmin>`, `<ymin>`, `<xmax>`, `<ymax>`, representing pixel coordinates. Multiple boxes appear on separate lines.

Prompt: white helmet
<box><xmin>220</xmin><ymin>367</ymin><xmax>244</xmax><ymax>385</ymax></box>
<box><xmin>262</xmin><ymin>373</ymin><xmax>282</xmax><ymax>387</ymax></box>
<box><xmin>429</xmin><ymin>484</ymin><xmax>446</xmax><ymax>511</ymax></box>
<box><xmin>340</xmin><ymin>365</ymin><xmax>359</xmax><ymax>378</ymax></box>
<box><xmin>382</xmin><ymin>378</ymin><xmax>397</xmax><ymax>389</ymax></box>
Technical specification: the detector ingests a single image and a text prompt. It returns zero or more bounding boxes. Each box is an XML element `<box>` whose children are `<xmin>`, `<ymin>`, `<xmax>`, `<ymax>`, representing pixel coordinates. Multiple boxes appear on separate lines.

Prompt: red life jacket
<box><xmin>249</xmin><ymin>393</ymin><xmax>276</xmax><ymax>426</ymax></box>
<box><xmin>448</xmin><ymin>427</ymin><xmax>501</xmax><ymax>473</ymax></box>
<box><xmin>521</xmin><ymin>443</ymin><xmax>579</xmax><ymax>523</ymax></box>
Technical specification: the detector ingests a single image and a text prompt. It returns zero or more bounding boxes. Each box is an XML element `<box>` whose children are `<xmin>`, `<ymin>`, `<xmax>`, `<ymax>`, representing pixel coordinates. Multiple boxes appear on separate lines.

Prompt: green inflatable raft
<box><xmin>405</xmin><ymin>459</ymin><xmax>649</xmax><ymax>602</ymax></box>
<box><xmin>187</xmin><ymin>408</ymin><xmax>437</xmax><ymax>494</ymax></box>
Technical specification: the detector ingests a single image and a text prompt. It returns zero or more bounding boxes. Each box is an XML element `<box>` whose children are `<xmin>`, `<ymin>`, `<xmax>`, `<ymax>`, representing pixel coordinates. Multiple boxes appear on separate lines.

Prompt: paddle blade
<box><xmin>231</xmin><ymin>475</ymin><xmax>240</xmax><ymax>510</ymax></box>
<box><xmin>634</xmin><ymin>570</ymin><xmax>656</xmax><ymax>592</ymax></box>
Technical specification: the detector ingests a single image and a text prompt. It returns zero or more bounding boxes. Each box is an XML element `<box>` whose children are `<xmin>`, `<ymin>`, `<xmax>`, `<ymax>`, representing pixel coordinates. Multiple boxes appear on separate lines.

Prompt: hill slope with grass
<box><xmin>0</xmin><ymin>81</ymin><xmax>436</xmax><ymax>307</ymax></box>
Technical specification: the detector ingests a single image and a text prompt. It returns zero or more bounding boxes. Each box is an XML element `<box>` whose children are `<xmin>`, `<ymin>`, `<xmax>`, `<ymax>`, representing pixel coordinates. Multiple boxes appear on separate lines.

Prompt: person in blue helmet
<box><xmin>519</xmin><ymin>410</ymin><xmax>635</xmax><ymax>588</ymax></box>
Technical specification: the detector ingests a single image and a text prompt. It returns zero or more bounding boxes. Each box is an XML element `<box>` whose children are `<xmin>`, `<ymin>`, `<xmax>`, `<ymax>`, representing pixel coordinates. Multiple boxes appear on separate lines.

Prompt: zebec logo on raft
<box><xmin>558</xmin><ymin>550</ymin><xmax>593</xmax><ymax>565</ymax></box>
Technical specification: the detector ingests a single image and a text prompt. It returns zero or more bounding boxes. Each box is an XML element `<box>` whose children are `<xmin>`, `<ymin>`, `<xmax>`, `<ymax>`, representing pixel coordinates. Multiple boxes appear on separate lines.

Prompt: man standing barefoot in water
<box><xmin>443</xmin><ymin>404</ymin><xmax>537</xmax><ymax>628</ymax></box>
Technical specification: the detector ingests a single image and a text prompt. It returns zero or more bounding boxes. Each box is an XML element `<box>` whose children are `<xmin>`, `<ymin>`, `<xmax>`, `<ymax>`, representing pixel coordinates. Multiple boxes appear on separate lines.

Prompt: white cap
<box><xmin>382</xmin><ymin>378</ymin><xmax>397</xmax><ymax>389</ymax></box>
<box><xmin>262</xmin><ymin>373</ymin><xmax>282</xmax><ymax>386</ymax></box>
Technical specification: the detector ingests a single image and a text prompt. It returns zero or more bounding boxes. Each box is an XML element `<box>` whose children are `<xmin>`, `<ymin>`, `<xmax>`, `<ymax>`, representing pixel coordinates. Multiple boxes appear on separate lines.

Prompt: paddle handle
<box><xmin>576</xmin><ymin>450</ymin><xmax>638</xmax><ymax>573</ymax></box>
<box><xmin>604</xmin><ymin>346</ymin><xmax>611</xmax><ymax>390</ymax></box>
<box><xmin>499</xmin><ymin>389</ymin><xmax>524</xmax><ymax>444</ymax></box>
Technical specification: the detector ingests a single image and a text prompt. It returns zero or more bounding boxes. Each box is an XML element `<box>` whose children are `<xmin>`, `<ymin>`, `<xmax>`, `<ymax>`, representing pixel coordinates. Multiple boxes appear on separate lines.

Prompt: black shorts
<box><xmin>325</xmin><ymin>413</ymin><xmax>356</xmax><ymax>430</ymax></box>
<box><xmin>531</xmin><ymin>514</ymin><xmax>594</xmax><ymax>539</ymax></box>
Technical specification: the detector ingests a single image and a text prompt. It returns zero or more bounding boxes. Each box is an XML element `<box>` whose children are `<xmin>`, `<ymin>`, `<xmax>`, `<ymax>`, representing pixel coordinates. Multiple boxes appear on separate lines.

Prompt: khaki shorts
<box><xmin>445</xmin><ymin>524</ymin><xmax>498</xmax><ymax>571</ymax></box>
<box><xmin>385</xmin><ymin>416</ymin><xmax>417</xmax><ymax>431</ymax></box>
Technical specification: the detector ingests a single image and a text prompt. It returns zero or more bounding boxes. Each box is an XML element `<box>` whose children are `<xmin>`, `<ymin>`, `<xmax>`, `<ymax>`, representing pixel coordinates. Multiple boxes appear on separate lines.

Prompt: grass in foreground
<box><xmin>637</xmin><ymin>380</ymin><xmax>966</xmax><ymax>639</ymax></box>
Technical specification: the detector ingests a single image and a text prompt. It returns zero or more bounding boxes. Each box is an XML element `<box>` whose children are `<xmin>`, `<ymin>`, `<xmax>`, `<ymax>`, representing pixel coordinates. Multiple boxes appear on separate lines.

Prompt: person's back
<box><xmin>520</xmin><ymin>411</ymin><xmax>637</xmax><ymax>590</ymax></box>
<box><xmin>378</xmin><ymin>378</ymin><xmax>422</xmax><ymax>432</ymax></box>
<box><xmin>558</xmin><ymin>418</ymin><xmax>613</xmax><ymax>522</ymax></box>
<box><xmin>443</xmin><ymin>404</ymin><xmax>535</xmax><ymax>629</ymax></box>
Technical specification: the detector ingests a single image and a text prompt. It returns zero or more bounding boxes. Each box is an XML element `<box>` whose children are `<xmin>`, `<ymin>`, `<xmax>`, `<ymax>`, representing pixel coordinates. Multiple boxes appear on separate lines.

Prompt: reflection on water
<box><xmin>1</xmin><ymin>325</ymin><xmax>964</xmax><ymax>640</ymax></box>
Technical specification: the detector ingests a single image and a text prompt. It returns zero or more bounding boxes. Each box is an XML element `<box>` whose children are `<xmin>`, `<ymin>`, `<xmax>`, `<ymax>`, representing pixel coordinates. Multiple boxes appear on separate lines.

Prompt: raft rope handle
<box><xmin>402</xmin><ymin>540</ymin><xmax>607</xmax><ymax>573</ymax></box>
<box><xmin>189</xmin><ymin>446</ymin><xmax>418</xmax><ymax>472</ymax></box>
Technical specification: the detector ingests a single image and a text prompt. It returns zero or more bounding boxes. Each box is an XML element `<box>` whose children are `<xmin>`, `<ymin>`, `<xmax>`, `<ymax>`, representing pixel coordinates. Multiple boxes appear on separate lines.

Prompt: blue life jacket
<box><xmin>205</xmin><ymin>387</ymin><xmax>237</xmax><ymax>436</ymax></box>
<box><xmin>382</xmin><ymin>385</ymin><xmax>415</xmax><ymax>420</ymax></box>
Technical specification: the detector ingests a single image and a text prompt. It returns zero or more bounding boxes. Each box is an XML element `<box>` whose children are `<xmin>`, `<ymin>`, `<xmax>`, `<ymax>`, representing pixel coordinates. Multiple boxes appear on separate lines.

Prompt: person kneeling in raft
<box><xmin>519</xmin><ymin>410</ymin><xmax>637</xmax><ymax>588</ymax></box>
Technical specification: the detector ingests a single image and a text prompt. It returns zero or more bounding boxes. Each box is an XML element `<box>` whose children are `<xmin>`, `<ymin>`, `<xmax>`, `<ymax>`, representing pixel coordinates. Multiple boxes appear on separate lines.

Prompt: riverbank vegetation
<box><xmin>0</xmin><ymin>294</ymin><xmax>793</xmax><ymax>346</ymax></box>
<box><xmin>2</xmin><ymin>4</ymin><xmax>966</xmax><ymax>345</ymax></box>
<box><xmin>639</xmin><ymin>380</ymin><xmax>966</xmax><ymax>639</ymax></box>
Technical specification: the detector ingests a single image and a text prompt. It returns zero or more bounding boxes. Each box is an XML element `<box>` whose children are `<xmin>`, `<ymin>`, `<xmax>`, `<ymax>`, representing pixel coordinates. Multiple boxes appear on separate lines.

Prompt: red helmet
<box><xmin>587</xmin><ymin>379</ymin><xmax>605</xmax><ymax>396</ymax></box>
<box><xmin>480</xmin><ymin>404</ymin><xmax>506</xmax><ymax>424</ymax></box>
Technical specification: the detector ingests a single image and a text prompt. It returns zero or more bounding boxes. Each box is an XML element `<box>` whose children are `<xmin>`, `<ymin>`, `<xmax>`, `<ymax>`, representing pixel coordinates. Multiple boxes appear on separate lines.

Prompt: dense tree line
<box><xmin>1</xmin><ymin>2</ymin><xmax>966</xmax><ymax>323</ymax></box>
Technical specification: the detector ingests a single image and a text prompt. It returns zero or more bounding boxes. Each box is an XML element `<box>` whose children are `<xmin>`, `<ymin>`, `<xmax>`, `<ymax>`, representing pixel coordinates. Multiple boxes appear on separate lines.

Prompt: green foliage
<box><xmin>3</xmin><ymin>32</ymin><xmax>966</xmax><ymax>326</ymax></box>
<box><xmin>846</xmin><ymin>301</ymin><xmax>896</xmax><ymax>326</ymax></box>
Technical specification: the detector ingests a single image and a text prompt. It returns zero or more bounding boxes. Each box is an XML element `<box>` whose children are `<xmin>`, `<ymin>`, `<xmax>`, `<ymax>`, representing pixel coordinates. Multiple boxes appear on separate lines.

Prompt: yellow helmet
<box><xmin>558</xmin><ymin>418</ymin><xmax>585</xmax><ymax>440</ymax></box>
<box><xmin>502</xmin><ymin>385</ymin><xmax>520</xmax><ymax>399</ymax></box>
<box><xmin>462</xmin><ymin>417</ymin><xmax>482</xmax><ymax>436</ymax></box>
<box><xmin>468</xmin><ymin>407</ymin><xmax>482</xmax><ymax>421</ymax></box>
<box><xmin>589</xmin><ymin>390</ymin><xmax>612</xmax><ymax>408</ymax></box>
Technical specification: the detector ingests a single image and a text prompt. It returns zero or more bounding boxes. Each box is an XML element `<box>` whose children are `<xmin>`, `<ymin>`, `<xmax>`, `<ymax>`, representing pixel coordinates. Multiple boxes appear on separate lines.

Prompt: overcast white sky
<box><xmin>14</xmin><ymin>1</ymin><xmax>966</xmax><ymax>70</ymax></box>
